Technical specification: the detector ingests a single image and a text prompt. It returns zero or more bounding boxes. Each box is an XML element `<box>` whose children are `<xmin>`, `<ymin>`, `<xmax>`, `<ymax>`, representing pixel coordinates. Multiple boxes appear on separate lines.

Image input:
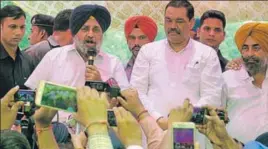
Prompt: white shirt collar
<box><xmin>164</xmin><ymin>38</ymin><xmax>193</xmax><ymax>54</ymax></box>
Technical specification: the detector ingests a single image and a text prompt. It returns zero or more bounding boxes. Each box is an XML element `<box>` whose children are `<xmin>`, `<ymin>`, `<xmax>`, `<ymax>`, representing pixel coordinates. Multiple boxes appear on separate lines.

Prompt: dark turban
<box><xmin>256</xmin><ymin>132</ymin><xmax>268</xmax><ymax>147</ymax></box>
<box><xmin>70</xmin><ymin>4</ymin><xmax>111</xmax><ymax>36</ymax></box>
<box><xmin>124</xmin><ymin>16</ymin><xmax>158</xmax><ymax>42</ymax></box>
<box><xmin>235</xmin><ymin>22</ymin><xmax>268</xmax><ymax>53</ymax></box>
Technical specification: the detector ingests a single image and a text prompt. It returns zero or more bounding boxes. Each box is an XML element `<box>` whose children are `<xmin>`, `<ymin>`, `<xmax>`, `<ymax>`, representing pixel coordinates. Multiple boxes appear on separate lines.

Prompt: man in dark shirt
<box><xmin>0</xmin><ymin>5</ymin><xmax>36</xmax><ymax>98</ymax></box>
<box><xmin>197</xmin><ymin>10</ymin><xmax>229</xmax><ymax>72</ymax></box>
<box><xmin>25</xmin><ymin>9</ymin><xmax>73</xmax><ymax>64</ymax></box>
<box><xmin>28</xmin><ymin>14</ymin><xmax>54</xmax><ymax>46</ymax></box>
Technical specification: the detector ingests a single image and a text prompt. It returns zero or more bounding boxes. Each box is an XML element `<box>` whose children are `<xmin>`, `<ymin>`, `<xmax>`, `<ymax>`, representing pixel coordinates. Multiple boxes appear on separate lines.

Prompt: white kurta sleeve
<box><xmin>130</xmin><ymin>46</ymin><xmax>162</xmax><ymax>120</ymax></box>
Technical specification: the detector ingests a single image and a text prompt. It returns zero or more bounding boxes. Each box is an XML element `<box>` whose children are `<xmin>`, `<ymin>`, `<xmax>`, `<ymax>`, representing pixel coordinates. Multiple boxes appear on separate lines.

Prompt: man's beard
<box><xmin>74</xmin><ymin>37</ymin><xmax>99</xmax><ymax>59</ymax></box>
<box><xmin>74</xmin><ymin>37</ymin><xmax>88</xmax><ymax>57</ymax></box>
<box><xmin>243</xmin><ymin>56</ymin><xmax>267</xmax><ymax>76</ymax></box>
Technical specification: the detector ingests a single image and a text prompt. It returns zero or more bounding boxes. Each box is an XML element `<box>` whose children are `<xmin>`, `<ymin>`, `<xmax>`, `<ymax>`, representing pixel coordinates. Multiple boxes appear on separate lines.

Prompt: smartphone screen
<box><xmin>15</xmin><ymin>90</ymin><xmax>35</xmax><ymax>104</ymax></box>
<box><xmin>40</xmin><ymin>82</ymin><xmax>77</xmax><ymax>112</ymax></box>
<box><xmin>173</xmin><ymin>128</ymin><xmax>194</xmax><ymax>149</ymax></box>
<box><xmin>85</xmin><ymin>81</ymin><xmax>109</xmax><ymax>92</ymax></box>
<box><xmin>107</xmin><ymin>110</ymin><xmax>117</xmax><ymax>127</ymax></box>
<box><xmin>15</xmin><ymin>90</ymin><xmax>36</xmax><ymax>117</ymax></box>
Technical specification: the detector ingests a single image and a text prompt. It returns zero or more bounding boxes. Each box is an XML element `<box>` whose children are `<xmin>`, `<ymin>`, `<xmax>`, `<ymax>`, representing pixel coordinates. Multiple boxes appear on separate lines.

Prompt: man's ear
<box><xmin>40</xmin><ymin>29</ymin><xmax>47</xmax><ymax>39</ymax></box>
<box><xmin>197</xmin><ymin>27</ymin><xmax>200</xmax><ymax>37</ymax></box>
<box><xmin>190</xmin><ymin>18</ymin><xmax>195</xmax><ymax>30</ymax></box>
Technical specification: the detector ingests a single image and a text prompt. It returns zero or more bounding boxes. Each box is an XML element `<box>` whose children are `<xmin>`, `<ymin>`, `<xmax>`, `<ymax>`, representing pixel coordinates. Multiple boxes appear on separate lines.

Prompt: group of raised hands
<box><xmin>1</xmin><ymin>85</ymin><xmax>242</xmax><ymax>149</ymax></box>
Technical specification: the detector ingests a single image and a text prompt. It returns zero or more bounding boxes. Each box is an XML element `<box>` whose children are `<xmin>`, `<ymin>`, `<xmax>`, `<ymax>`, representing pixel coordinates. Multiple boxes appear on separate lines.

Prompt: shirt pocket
<box><xmin>182</xmin><ymin>64</ymin><xmax>201</xmax><ymax>86</ymax></box>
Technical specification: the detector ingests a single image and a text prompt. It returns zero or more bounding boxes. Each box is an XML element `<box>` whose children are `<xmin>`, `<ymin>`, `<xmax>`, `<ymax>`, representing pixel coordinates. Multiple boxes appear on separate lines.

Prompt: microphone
<box><xmin>87</xmin><ymin>47</ymin><xmax>97</xmax><ymax>65</ymax></box>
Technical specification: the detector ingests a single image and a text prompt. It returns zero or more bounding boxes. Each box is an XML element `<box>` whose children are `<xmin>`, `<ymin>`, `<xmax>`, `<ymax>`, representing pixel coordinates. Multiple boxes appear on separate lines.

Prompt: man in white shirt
<box><xmin>25</xmin><ymin>4</ymin><xmax>130</xmax><ymax>149</ymax></box>
<box><xmin>130</xmin><ymin>0</ymin><xmax>223</xmax><ymax>130</ymax></box>
<box><xmin>25</xmin><ymin>4</ymin><xmax>129</xmax><ymax>119</ymax></box>
<box><xmin>223</xmin><ymin>22</ymin><xmax>268</xmax><ymax>144</ymax></box>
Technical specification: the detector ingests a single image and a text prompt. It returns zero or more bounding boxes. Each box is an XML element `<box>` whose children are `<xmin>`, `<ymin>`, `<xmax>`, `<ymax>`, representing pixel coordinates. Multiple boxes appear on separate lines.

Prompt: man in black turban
<box><xmin>69</xmin><ymin>4</ymin><xmax>111</xmax><ymax>62</ymax></box>
<box><xmin>25</xmin><ymin>4</ymin><xmax>130</xmax><ymax>148</ymax></box>
<box><xmin>70</xmin><ymin>4</ymin><xmax>111</xmax><ymax>36</ymax></box>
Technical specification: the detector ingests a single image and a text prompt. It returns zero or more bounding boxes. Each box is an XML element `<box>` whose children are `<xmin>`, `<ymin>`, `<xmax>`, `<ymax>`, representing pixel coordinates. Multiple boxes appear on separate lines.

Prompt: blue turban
<box><xmin>70</xmin><ymin>4</ymin><xmax>111</xmax><ymax>36</ymax></box>
<box><xmin>244</xmin><ymin>141</ymin><xmax>268</xmax><ymax>149</ymax></box>
<box><xmin>192</xmin><ymin>18</ymin><xmax>200</xmax><ymax>32</ymax></box>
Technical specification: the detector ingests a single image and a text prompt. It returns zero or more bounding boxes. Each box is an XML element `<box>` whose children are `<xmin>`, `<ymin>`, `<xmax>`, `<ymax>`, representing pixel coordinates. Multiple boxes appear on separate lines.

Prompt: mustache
<box><xmin>131</xmin><ymin>45</ymin><xmax>141</xmax><ymax>51</ymax></box>
<box><xmin>168</xmin><ymin>28</ymin><xmax>180</xmax><ymax>34</ymax></box>
<box><xmin>243</xmin><ymin>56</ymin><xmax>261</xmax><ymax>64</ymax></box>
<box><xmin>84</xmin><ymin>38</ymin><xmax>96</xmax><ymax>44</ymax></box>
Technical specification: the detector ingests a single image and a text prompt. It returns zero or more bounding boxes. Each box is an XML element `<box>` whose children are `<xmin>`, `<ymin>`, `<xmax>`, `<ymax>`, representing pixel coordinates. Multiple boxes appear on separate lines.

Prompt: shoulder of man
<box><xmin>27</xmin><ymin>40</ymin><xmax>51</xmax><ymax>54</ymax></box>
<box><xmin>193</xmin><ymin>40</ymin><xmax>216</xmax><ymax>58</ymax></box>
<box><xmin>222</xmin><ymin>66</ymin><xmax>249</xmax><ymax>87</ymax></box>
<box><xmin>20</xmin><ymin>50</ymin><xmax>38</xmax><ymax>70</ymax></box>
<box><xmin>137</xmin><ymin>39</ymin><xmax>166</xmax><ymax>59</ymax></box>
<box><xmin>141</xmin><ymin>39</ymin><xmax>165</xmax><ymax>50</ymax></box>
<box><xmin>44</xmin><ymin>44</ymin><xmax>73</xmax><ymax>61</ymax></box>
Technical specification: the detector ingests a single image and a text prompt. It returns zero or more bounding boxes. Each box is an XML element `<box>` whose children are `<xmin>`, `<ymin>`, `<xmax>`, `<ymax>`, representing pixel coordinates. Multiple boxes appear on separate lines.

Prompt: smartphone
<box><xmin>172</xmin><ymin>122</ymin><xmax>195</xmax><ymax>149</ymax></box>
<box><xmin>85</xmin><ymin>81</ymin><xmax>109</xmax><ymax>92</ymax></box>
<box><xmin>14</xmin><ymin>89</ymin><xmax>35</xmax><ymax>105</ymax></box>
<box><xmin>35</xmin><ymin>80</ymin><xmax>77</xmax><ymax>113</ymax></box>
<box><xmin>107</xmin><ymin>109</ymin><xmax>117</xmax><ymax>127</ymax></box>
<box><xmin>15</xmin><ymin>89</ymin><xmax>36</xmax><ymax>117</ymax></box>
<box><xmin>191</xmin><ymin>107</ymin><xmax>208</xmax><ymax>124</ymax></box>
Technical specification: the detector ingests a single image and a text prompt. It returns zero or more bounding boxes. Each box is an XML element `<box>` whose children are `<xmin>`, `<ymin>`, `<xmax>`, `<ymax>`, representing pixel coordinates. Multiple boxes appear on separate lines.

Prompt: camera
<box><xmin>191</xmin><ymin>107</ymin><xmax>229</xmax><ymax>125</ymax></box>
<box><xmin>85</xmin><ymin>81</ymin><xmax>121</xmax><ymax>98</ymax></box>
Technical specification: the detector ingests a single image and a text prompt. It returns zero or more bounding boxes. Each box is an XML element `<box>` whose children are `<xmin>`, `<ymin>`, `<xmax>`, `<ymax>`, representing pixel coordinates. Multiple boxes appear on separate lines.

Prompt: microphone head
<box><xmin>87</xmin><ymin>47</ymin><xmax>97</xmax><ymax>57</ymax></box>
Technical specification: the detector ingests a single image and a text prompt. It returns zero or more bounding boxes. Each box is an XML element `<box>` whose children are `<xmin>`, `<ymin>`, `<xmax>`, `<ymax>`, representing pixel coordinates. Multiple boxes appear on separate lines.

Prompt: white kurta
<box><xmin>223</xmin><ymin>66</ymin><xmax>268</xmax><ymax>143</ymax></box>
<box><xmin>130</xmin><ymin>38</ymin><xmax>224</xmax><ymax>120</ymax></box>
<box><xmin>25</xmin><ymin>43</ymin><xmax>130</xmax><ymax>122</ymax></box>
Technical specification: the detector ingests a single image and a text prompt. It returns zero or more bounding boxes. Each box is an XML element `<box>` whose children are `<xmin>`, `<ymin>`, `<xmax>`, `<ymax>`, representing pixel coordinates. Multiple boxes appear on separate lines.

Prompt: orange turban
<box><xmin>235</xmin><ymin>22</ymin><xmax>268</xmax><ymax>53</ymax></box>
<box><xmin>124</xmin><ymin>16</ymin><xmax>158</xmax><ymax>42</ymax></box>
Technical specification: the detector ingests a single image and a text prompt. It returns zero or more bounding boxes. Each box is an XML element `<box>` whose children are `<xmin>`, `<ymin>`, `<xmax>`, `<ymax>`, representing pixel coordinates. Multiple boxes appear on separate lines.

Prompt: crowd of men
<box><xmin>0</xmin><ymin>0</ymin><xmax>268</xmax><ymax>149</ymax></box>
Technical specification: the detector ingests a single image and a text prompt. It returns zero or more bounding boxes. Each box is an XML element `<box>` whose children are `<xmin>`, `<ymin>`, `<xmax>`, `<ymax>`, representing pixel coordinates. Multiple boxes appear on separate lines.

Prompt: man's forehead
<box><xmin>202</xmin><ymin>19</ymin><xmax>223</xmax><ymax>28</ymax></box>
<box><xmin>165</xmin><ymin>7</ymin><xmax>188</xmax><ymax>19</ymax></box>
<box><xmin>243</xmin><ymin>43</ymin><xmax>260</xmax><ymax>46</ymax></box>
<box><xmin>2</xmin><ymin>16</ymin><xmax>25</xmax><ymax>24</ymax></box>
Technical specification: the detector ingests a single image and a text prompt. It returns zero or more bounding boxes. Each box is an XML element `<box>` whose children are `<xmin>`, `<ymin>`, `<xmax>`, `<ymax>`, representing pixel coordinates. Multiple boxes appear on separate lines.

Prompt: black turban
<box><xmin>70</xmin><ymin>4</ymin><xmax>111</xmax><ymax>36</ymax></box>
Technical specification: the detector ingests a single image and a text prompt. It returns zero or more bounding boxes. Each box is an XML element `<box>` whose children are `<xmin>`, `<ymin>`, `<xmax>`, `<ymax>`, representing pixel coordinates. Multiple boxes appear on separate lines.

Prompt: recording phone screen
<box><xmin>173</xmin><ymin>128</ymin><xmax>194</xmax><ymax>149</ymax></box>
<box><xmin>40</xmin><ymin>82</ymin><xmax>77</xmax><ymax>112</ymax></box>
<box><xmin>15</xmin><ymin>90</ymin><xmax>35</xmax><ymax>103</ymax></box>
